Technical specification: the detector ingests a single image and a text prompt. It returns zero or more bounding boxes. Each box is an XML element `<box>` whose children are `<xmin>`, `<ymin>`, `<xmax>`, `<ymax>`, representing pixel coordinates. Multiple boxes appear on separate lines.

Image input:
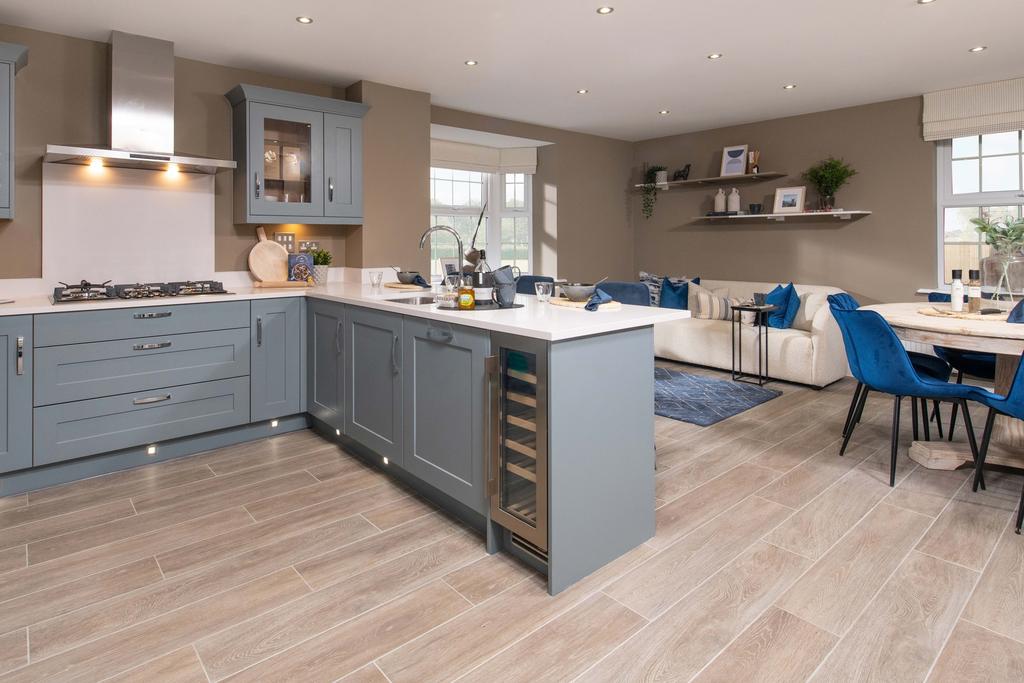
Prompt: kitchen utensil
<box><xmin>464</xmin><ymin>202</ymin><xmax>487</xmax><ymax>267</ymax></box>
<box><xmin>559</xmin><ymin>282</ymin><xmax>598</xmax><ymax>302</ymax></box>
<box><xmin>248</xmin><ymin>226</ymin><xmax>289</xmax><ymax>282</ymax></box>
<box><xmin>396</xmin><ymin>271</ymin><xmax>421</xmax><ymax>284</ymax></box>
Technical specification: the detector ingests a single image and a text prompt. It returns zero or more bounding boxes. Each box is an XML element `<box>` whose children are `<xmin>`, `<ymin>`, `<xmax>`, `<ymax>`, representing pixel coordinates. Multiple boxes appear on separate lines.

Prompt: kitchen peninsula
<box><xmin>0</xmin><ymin>284</ymin><xmax>688</xmax><ymax>593</ymax></box>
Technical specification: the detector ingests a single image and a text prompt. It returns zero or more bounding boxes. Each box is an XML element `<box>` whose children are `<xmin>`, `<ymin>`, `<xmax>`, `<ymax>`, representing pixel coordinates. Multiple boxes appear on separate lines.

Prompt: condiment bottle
<box><xmin>458</xmin><ymin>275</ymin><xmax>476</xmax><ymax>310</ymax></box>
<box><xmin>967</xmin><ymin>269</ymin><xmax>982</xmax><ymax>313</ymax></box>
<box><xmin>950</xmin><ymin>269</ymin><xmax>965</xmax><ymax>313</ymax></box>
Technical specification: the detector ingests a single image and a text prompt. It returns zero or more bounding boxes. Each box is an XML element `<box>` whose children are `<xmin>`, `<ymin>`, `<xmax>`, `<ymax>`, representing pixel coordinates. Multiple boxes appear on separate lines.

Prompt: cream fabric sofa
<box><xmin>653</xmin><ymin>279</ymin><xmax>849</xmax><ymax>387</ymax></box>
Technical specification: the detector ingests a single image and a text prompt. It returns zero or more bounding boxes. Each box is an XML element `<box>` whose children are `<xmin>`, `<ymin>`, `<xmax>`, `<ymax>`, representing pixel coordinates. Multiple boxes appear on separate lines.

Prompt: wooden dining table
<box><xmin>864</xmin><ymin>302</ymin><xmax>1024</xmax><ymax>471</ymax></box>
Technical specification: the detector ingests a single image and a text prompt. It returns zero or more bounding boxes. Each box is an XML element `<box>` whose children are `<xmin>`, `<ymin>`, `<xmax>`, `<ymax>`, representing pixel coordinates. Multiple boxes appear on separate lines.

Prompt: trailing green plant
<box><xmin>641</xmin><ymin>165</ymin><xmax>667</xmax><ymax>219</ymax></box>
<box><xmin>308</xmin><ymin>247</ymin><xmax>333</xmax><ymax>266</ymax></box>
<box><xmin>802</xmin><ymin>157</ymin><xmax>857</xmax><ymax>202</ymax></box>
<box><xmin>971</xmin><ymin>214</ymin><xmax>1024</xmax><ymax>257</ymax></box>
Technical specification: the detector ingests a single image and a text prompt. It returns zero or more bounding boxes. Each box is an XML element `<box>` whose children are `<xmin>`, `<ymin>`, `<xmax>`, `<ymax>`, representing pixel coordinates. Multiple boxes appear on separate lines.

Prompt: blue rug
<box><xmin>654</xmin><ymin>367</ymin><xmax>781</xmax><ymax>426</ymax></box>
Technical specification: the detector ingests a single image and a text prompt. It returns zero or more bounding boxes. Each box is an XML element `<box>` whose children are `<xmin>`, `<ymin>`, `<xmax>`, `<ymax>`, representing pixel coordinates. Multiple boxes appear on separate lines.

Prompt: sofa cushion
<box><xmin>690</xmin><ymin>282</ymin><xmax>738</xmax><ymax>320</ymax></box>
<box><xmin>659</xmin><ymin>277</ymin><xmax>690</xmax><ymax>309</ymax></box>
<box><xmin>766</xmin><ymin>283</ymin><xmax>800</xmax><ymax>329</ymax></box>
<box><xmin>792</xmin><ymin>291</ymin><xmax>827</xmax><ymax>332</ymax></box>
<box><xmin>640</xmin><ymin>271</ymin><xmax>698</xmax><ymax>307</ymax></box>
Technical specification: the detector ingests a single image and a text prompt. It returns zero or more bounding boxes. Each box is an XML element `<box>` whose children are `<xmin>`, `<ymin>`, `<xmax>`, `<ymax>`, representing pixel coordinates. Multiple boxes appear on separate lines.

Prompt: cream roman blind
<box><xmin>923</xmin><ymin>77</ymin><xmax>1024</xmax><ymax>141</ymax></box>
<box><xmin>430</xmin><ymin>139</ymin><xmax>537</xmax><ymax>174</ymax></box>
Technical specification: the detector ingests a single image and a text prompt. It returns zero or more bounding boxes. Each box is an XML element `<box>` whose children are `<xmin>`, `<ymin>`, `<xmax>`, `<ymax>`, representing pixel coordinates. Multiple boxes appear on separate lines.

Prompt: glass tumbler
<box><xmin>534</xmin><ymin>281</ymin><xmax>553</xmax><ymax>302</ymax></box>
<box><xmin>369</xmin><ymin>271</ymin><xmax>383</xmax><ymax>290</ymax></box>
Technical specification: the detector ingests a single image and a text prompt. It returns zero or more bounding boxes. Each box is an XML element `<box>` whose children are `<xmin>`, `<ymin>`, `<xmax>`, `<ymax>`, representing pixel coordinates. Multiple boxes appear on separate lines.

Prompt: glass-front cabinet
<box><xmin>227</xmin><ymin>84</ymin><xmax>368</xmax><ymax>225</ymax></box>
<box><xmin>489</xmin><ymin>333</ymin><xmax>548</xmax><ymax>552</ymax></box>
<box><xmin>0</xmin><ymin>42</ymin><xmax>28</xmax><ymax>220</ymax></box>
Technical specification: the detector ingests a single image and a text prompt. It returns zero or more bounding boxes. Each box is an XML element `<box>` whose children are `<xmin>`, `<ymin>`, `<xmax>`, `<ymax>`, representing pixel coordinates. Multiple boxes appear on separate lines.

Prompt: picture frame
<box><xmin>773</xmin><ymin>186</ymin><xmax>806</xmax><ymax>214</ymax></box>
<box><xmin>719</xmin><ymin>144</ymin><xmax>749</xmax><ymax>177</ymax></box>
<box><xmin>438</xmin><ymin>257</ymin><xmax>462</xmax><ymax>281</ymax></box>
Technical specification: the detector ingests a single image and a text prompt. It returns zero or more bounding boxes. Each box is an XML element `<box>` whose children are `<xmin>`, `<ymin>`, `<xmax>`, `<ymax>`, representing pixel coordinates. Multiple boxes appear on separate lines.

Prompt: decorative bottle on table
<box><xmin>950</xmin><ymin>270</ymin><xmax>965</xmax><ymax>313</ymax></box>
<box><xmin>967</xmin><ymin>269</ymin><xmax>982</xmax><ymax>313</ymax></box>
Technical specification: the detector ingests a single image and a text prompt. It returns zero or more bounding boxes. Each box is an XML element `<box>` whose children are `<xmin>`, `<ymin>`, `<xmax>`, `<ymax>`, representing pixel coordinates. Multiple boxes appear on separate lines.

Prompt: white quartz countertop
<box><xmin>0</xmin><ymin>282</ymin><xmax>690</xmax><ymax>341</ymax></box>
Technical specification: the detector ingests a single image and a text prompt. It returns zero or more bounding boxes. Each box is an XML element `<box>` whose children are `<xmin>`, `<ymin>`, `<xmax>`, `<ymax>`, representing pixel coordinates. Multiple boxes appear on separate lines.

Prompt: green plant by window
<box><xmin>971</xmin><ymin>214</ymin><xmax>1024</xmax><ymax>256</ymax></box>
<box><xmin>308</xmin><ymin>248</ymin><xmax>333</xmax><ymax>266</ymax></box>
<box><xmin>641</xmin><ymin>165</ymin><xmax>667</xmax><ymax>219</ymax></box>
<box><xmin>802</xmin><ymin>157</ymin><xmax>857</xmax><ymax>200</ymax></box>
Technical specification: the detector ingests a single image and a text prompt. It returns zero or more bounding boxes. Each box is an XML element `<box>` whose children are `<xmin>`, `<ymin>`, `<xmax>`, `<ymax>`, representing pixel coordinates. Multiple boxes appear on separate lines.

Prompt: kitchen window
<box><xmin>429</xmin><ymin>167</ymin><xmax>532</xmax><ymax>280</ymax></box>
<box><xmin>936</xmin><ymin>131</ymin><xmax>1024</xmax><ymax>285</ymax></box>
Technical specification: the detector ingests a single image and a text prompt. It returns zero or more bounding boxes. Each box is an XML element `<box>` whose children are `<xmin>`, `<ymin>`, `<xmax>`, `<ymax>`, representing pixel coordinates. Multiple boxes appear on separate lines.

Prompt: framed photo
<box><xmin>773</xmin><ymin>186</ymin><xmax>806</xmax><ymax>214</ymax></box>
<box><xmin>438</xmin><ymin>257</ymin><xmax>462</xmax><ymax>281</ymax></box>
<box><xmin>719</xmin><ymin>144</ymin><xmax>749</xmax><ymax>177</ymax></box>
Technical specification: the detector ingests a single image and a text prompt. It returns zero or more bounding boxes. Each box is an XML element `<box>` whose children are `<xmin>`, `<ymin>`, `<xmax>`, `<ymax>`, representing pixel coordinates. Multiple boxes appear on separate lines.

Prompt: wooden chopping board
<box><xmin>548</xmin><ymin>297</ymin><xmax>623</xmax><ymax>311</ymax></box>
<box><xmin>248</xmin><ymin>226</ymin><xmax>289</xmax><ymax>282</ymax></box>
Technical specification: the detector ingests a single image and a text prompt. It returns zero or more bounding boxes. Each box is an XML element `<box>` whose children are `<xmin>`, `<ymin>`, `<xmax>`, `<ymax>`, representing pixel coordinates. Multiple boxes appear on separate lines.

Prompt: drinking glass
<box><xmin>369</xmin><ymin>271</ymin><xmax>383</xmax><ymax>290</ymax></box>
<box><xmin>534</xmin><ymin>281</ymin><xmax>553</xmax><ymax>302</ymax></box>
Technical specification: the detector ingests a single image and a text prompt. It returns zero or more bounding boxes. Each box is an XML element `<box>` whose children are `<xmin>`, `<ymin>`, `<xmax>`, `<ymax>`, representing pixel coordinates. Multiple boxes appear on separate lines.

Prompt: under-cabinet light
<box><xmin>270</xmin><ymin>419</ymin><xmax>279</xmax><ymax>428</ymax></box>
<box><xmin>383</xmin><ymin>457</ymin><xmax>389</xmax><ymax>466</ymax></box>
<box><xmin>336</xmin><ymin>428</ymin><xmax>341</xmax><ymax>436</ymax></box>
<box><xmin>147</xmin><ymin>445</ymin><xmax>157</xmax><ymax>455</ymax></box>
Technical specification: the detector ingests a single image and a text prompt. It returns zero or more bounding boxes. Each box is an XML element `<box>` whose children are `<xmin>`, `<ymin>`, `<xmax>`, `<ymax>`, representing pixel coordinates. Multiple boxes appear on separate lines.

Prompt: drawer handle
<box><xmin>328</xmin><ymin>176</ymin><xmax>334</xmax><ymax>202</ymax></box>
<box><xmin>133</xmin><ymin>394</ymin><xmax>171</xmax><ymax>405</ymax></box>
<box><xmin>335</xmin><ymin>319</ymin><xmax>343</xmax><ymax>354</ymax></box>
<box><xmin>132</xmin><ymin>341</ymin><xmax>172</xmax><ymax>351</ymax></box>
<box><xmin>133</xmin><ymin>312</ymin><xmax>172</xmax><ymax>320</ymax></box>
<box><xmin>255</xmin><ymin>172</ymin><xmax>261</xmax><ymax>198</ymax></box>
<box><xmin>256</xmin><ymin>316</ymin><xmax>263</xmax><ymax>347</ymax></box>
<box><xmin>391</xmin><ymin>335</ymin><xmax>399</xmax><ymax>374</ymax></box>
<box><xmin>15</xmin><ymin>336</ymin><xmax>24</xmax><ymax>376</ymax></box>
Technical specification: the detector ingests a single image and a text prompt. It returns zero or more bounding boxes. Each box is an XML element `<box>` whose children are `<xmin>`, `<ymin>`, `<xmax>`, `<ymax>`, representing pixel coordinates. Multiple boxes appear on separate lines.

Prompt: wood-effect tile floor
<box><xmin>1</xmin><ymin>362</ymin><xmax>1023</xmax><ymax>682</ymax></box>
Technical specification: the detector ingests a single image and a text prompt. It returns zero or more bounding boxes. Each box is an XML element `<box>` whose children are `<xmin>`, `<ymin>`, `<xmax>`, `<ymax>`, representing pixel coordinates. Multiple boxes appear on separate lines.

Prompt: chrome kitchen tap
<box><xmin>418</xmin><ymin>225</ymin><xmax>464</xmax><ymax>281</ymax></box>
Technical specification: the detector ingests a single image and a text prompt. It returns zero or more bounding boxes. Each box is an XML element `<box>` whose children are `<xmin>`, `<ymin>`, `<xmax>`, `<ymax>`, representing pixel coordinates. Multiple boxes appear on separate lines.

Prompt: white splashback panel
<box><xmin>42</xmin><ymin>163</ymin><xmax>215</xmax><ymax>284</ymax></box>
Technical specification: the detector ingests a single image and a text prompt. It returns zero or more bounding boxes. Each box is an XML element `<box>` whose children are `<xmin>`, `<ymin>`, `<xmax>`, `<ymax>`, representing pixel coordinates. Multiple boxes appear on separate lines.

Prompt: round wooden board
<box><xmin>248</xmin><ymin>239</ymin><xmax>289</xmax><ymax>282</ymax></box>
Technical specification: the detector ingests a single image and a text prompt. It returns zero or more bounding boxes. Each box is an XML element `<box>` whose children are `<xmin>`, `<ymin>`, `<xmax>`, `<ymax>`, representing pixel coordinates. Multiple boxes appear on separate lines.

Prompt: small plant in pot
<box><xmin>308</xmin><ymin>248</ymin><xmax>332</xmax><ymax>286</ymax></box>
<box><xmin>641</xmin><ymin>165</ymin><xmax>668</xmax><ymax>219</ymax></box>
<box><xmin>802</xmin><ymin>157</ymin><xmax>857</xmax><ymax>211</ymax></box>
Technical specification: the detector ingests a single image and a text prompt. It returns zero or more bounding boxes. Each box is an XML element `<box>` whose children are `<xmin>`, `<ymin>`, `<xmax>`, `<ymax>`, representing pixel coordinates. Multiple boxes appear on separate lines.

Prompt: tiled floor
<box><xmin>0</xmin><ymin>363</ymin><xmax>1023</xmax><ymax>681</ymax></box>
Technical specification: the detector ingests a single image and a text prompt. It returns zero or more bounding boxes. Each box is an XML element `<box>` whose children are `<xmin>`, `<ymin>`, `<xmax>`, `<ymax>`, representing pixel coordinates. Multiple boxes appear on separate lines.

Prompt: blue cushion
<box><xmin>766</xmin><ymin>283</ymin><xmax>800</xmax><ymax>329</ymax></box>
<box><xmin>659</xmin><ymin>276</ymin><xmax>699</xmax><ymax>310</ymax></box>
<box><xmin>599</xmin><ymin>281</ymin><xmax>650</xmax><ymax>306</ymax></box>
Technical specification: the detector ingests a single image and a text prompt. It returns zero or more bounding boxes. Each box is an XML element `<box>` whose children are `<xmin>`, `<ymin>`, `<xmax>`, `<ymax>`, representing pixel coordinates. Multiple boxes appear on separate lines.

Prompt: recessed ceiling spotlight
<box><xmin>577</xmin><ymin>89</ymin><xmax>589</xmax><ymax>94</ymax></box>
<box><xmin>917</xmin><ymin>0</ymin><xmax>936</xmax><ymax>4</ymax></box>
<box><xmin>464</xmin><ymin>59</ymin><xmax>478</xmax><ymax>66</ymax></box>
<box><xmin>783</xmin><ymin>84</ymin><xmax>797</xmax><ymax>90</ymax></box>
<box><xmin>707</xmin><ymin>53</ymin><xmax>723</xmax><ymax>60</ymax></box>
<box><xmin>659</xmin><ymin>109</ymin><xmax>671</xmax><ymax>115</ymax></box>
<box><xmin>295</xmin><ymin>16</ymin><xmax>313</xmax><ymax>24</ymax></box>
<box><xmin>596</xmin><ymin>7</ymin><xmax>615</xmax><ymax>15</ymax></box>
<box><xmin>968</xmin><ymin>45</ymin><xmax>987</xmax><ymax>53</ymax></box>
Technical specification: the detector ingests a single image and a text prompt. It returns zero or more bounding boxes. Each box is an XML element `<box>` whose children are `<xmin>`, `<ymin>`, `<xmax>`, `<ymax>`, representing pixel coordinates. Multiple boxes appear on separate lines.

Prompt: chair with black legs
<box><xmin>971</xmin><ymin>350</ymin><xmax>1024</xmax><ymax>532</ymax></box>
<box><xmin>828</xmin><ymin>294</ymin><xmax>952</xmax><ymax>454</ymax></box>
<box><xmin>830</xmin><ymin>307</ymin><xmax>987</xmax><ymax>486</ymax></box>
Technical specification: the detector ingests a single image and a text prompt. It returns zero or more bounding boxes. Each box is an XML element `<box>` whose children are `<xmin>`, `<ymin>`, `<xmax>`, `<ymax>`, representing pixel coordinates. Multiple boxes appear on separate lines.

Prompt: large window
<box><xmin>428</xmin><ymin>167</ymin><xmax>532</xmax><ymax>280</ymax></box>
<box><xmin>938</xmin><ymin>131</ymin><xmax>1024</xmax><ymax>284</ymax></box>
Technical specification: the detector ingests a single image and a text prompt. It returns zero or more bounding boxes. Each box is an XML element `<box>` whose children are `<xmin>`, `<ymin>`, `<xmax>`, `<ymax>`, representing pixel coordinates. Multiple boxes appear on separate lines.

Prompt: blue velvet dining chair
<box><xmin>829</xmin><ymin>294</ymin><xmax>952</xmax><ymax>454</ymax></box>
<box><xmin>927</xmin><ymin>293</ymin><xmax>997</xmax><ymax>440</ymax></box>
<box><xmin>515</xmin><ymin>275</ymin><xmax>554</xmax><ymax>295</ymax></box>
<box><xmin>830</xmin><ymin>306</ymin><xmax>986</xmax><ymax>486</ymax></box>
<box><xmin>594</xmin><ymin>281</ymin><xmax>650</xmax><ymax>306</ymax></box>
<box><xmin>971</xmin><ymin>351</ymin><xmax>1024</xmax><ymax>532</ymax></box>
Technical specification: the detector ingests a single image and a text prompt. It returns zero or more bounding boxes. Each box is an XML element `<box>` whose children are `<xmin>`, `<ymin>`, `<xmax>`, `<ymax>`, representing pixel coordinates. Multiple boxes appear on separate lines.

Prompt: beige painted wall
<box><xmin>0</xmin><ymin>23</ymin><xmax>352</xmax><ymax>278</ymax></box>
<box><xmin>632</xmin><ymin>97</ymin><xmax>935</xmax><ymax>304</ymax></box>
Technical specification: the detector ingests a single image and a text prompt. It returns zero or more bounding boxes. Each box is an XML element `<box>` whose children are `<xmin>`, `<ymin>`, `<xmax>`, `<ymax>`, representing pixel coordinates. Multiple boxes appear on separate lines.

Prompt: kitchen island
<box><xmin>0</xmin><ymin>282</ymin><xmax>688</xmax><ymax>593</ymax></box>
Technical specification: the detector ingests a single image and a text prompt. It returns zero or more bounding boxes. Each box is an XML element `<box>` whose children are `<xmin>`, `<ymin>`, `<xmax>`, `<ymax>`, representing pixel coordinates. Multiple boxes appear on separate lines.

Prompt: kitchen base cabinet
<box><xmin>307</xmin><ymin>299</ymin><xmax>345</xmax><ymax>430</ymax></box>
<box><xmin>403</xmin><ymin>318</ymin><xmax>489</xmax><ymax>514</ymax></box>
<box><xmin>251</xmin><ymin>298</ymin><xmax>305</xmax><ymax>422</ymax></box>
<box><xmin>345</xmin><ymin>306</ymin><xmax>403</xmax><ymax>464</ymax></box>
<box><xmin>0</xmin><ymin>316</ymin><xmax>31</xmax><ymax>473</ymax></box>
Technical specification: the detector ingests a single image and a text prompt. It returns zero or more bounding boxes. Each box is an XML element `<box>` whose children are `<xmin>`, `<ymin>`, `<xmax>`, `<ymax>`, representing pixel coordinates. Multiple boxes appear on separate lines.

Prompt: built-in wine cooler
<box><xmin>488</xmin><ymin>332</ymin><xmax>548</xmax><ymax>553</ymax></box>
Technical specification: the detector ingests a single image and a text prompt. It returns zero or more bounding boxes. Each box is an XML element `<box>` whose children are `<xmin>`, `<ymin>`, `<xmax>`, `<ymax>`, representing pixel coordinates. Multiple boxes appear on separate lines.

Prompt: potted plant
<box><xmin>308</xmin><ymin>247</ymin><xmax>332</xmax><ymax>286</ymax></box>
<box><xmin>641</xmin><ymin>165</ymin><xmax>667</xmax><ymax>219</ymax></box>
<box><xmin>971</xmin><ymin>214</ymin><xmax>1024</xmax><ymax>301</ymax></box>
<box><xmin>802</xmin><ymin>157</ymin><xmax>857</xmax><ymax>211</ymax></box>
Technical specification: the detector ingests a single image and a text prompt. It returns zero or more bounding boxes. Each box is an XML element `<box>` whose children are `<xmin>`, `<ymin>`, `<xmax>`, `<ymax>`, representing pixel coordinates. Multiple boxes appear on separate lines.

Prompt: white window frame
<box><xmin>935</xmin><ymin>138</ymin><xmax>1024</xmax><ymax>288</ymax></box>
<box><xmin>428</xmin><ymin>167</ymin><xmax>533</xmax><ymax>279</ymax></box>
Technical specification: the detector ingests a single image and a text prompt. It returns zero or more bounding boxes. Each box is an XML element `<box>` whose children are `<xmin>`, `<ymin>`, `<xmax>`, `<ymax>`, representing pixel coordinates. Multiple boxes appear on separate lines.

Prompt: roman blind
<box><xmin>430</xmin><ymin>139</ymin><xmax>537</xmax><ymax>174</ymax></box>
<box><xmin>923</xmin><ymin>77</ymin><xmax>1024</xmax><ymax>141</ymax></box>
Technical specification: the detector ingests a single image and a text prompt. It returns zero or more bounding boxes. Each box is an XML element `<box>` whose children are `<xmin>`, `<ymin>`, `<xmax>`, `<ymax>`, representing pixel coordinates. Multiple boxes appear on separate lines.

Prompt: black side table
<box><xmin>731</xmin><ymin>303</ymin><xmax>777</xmax><ymax>386</ymax></box>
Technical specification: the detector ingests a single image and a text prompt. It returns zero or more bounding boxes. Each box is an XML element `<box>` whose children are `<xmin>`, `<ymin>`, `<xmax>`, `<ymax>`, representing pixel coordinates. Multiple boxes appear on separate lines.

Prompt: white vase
<box><xmin>312</xmin><ymin>265</ymin><xmax>329</xmax><ymax>286</ymax></box>
<box><xmin>655</xmin><ymin>170</ymin><xmax>669</xmax><ymax>188</ymax></box>
<box><xmin>713</xmin><ymin>188</ymin><xmax>726</xmax><ymax>212</ymax></box>
<box><xmin>727</xmin><ymin>188</ymin><xmax>741</xmax><ymax>212</ymax></box>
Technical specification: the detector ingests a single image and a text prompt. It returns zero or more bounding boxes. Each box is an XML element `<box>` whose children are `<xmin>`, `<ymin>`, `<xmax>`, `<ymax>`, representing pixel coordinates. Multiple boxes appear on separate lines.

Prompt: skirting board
<box><xmin>0</xmin><ymin>414</ymin><xmax>310</xmax><ymax>497</ymax></box>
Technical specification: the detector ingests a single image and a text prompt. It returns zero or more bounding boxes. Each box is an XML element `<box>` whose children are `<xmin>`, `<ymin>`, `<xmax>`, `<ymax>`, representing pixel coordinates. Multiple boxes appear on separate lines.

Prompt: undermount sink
<box><xmin>389</xmin><ymin>296</ymin><xmax>437</xmax><ymax>306</ymax></box>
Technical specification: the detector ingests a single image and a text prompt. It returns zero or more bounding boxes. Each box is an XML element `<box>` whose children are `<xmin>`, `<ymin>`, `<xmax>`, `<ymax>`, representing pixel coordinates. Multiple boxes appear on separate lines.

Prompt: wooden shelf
<box><xmin>507</xmin><ymin>369</ymin><xmax>537</xmax><ymax>384</ymax></box>
<box><xmin>505</xmin><ymin>461</ymin><xmax>536</xmax><ymax>483</ymax></box>
<box><xmin>693</xmin><ymin>210</ymin><xmax>872</xmax><ymax>223</ymax></box>
<box><xmin>507</xmin><ymin>391</ymin><xmax>537</xmax><ymax>408</ymax></box>
<box><xmin>633</xmin><ymin>171</ymin><xmax>786</xmax><ymax>191</ymax></box>
<box><xmin>507</xmin><ymin>414</ymin><xmax>536</xmax><ymax>432</ymax></box>
<box><xmin>506</xmin><ymin>437</ymin><xmax>537</xmax><ymax>460</ymax></box>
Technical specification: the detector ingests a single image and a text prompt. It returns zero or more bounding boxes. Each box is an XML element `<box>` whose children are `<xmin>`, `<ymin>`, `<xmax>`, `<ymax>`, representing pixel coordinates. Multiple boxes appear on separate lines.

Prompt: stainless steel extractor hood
<box><xmin>44</xmin><ymin>31</ymin><xmax>235</xmax><ymax>175</ymax></box>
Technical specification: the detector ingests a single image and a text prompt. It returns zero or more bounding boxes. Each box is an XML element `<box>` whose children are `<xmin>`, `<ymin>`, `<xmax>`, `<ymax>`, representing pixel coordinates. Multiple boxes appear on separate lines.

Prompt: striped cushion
<box><xmin>639</xmin><ymin>271</ymin><xmax>697</xmax><ymax>307</ymax></box>
<box><xmin>690</xmin><ymin>283</ymin><xmax>739</xmax><ymax>320</ymax></box>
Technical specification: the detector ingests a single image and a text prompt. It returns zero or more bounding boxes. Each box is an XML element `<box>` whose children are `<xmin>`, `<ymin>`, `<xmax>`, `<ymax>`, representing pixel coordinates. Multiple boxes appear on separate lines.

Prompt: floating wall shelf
<box><xmin>693</xmin><ymin>210</ymin><xmax>872</xmax><ymax>223</ymax></box>
<box><xmin>633</xmin><ymin>171</ymin><xmax>786</xmax><ymax>190</ymax></box>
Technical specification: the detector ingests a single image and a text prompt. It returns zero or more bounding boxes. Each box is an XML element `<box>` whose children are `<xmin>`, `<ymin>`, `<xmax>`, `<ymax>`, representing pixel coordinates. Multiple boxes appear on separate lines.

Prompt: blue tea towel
<box><xmin>1009</xmin><ymin>299</ymin><xmax>1024</xmax><ymax>323</ymax></box>
<box><xmin>585</xmin><ymin>288</ymin><xmax>613</xmax><ymax>312</ymax></box>
<box><xmin>412</xmin><ymin>274</ymin><xmax>431</xmax><ymax>288</ymax></box>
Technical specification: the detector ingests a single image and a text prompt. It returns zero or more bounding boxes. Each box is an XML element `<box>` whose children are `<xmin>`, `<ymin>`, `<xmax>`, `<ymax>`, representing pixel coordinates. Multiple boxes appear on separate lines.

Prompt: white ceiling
<box><xmin>2</xmin><ymin>0</ymin><xmax>1022</xmax><ymax>141</ymax></box>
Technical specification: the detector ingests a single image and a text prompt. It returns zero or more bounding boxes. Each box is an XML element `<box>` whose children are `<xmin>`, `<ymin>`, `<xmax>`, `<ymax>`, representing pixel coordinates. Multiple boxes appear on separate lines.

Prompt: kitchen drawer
<box><xmin>34</xmin><ymin>301</ymin><xmax>251</xmax><ymax>347</ymax></box>
<box><xmin>34</xmin><ymin>328</ymin><xmax>251</xmax><ymax>406</ymax></box>
<box><xmin>34</xmin><ymin>377</ymin><xmax>250</xmax><ymax>466</ymax></box>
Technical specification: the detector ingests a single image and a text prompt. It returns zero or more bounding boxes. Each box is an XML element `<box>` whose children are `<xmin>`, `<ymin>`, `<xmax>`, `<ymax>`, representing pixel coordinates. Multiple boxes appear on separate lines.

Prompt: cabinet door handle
<box><xmin>426</xmin><ymin>324</ymin><xmax>453</xmax><ymax>344</ymax></box>
<box><xmin>133</xmin><ymin>394</ymin><xmax>171</xmax><ymax>405</ymax></box>
<box><xmin>391</xmin><ymin>335</ymin><xmax>399</xmax><ymax>374</ymax></box>
<box><xmin>133</xmin><ymin>311</ymin><xmax>172</xmax><ymax>320</ymax></box>
<box><xmin>132</xmin><ymin>341</ymin><xmax>171</xmax><ymax>351</ymax></box>
<box><xmin>256</xmin><ymin>317</ymin><xmax>263</xmax><ymax>347</ymax></box>
<box><xmin>328</xmin><ymin>177</ymin><xmax>334</xmax><ymax>203</ymax></box>
<box><xmin>335</xmin><ymin>320</ymin><xmax>343</xmax><ymax>354</ymax></box>
<box><xmin>15</xmin><ymin>336</ymin><xmax>24</xmax><ymax>376</ymax></box>
<box><xmin>255</xmin><ymin>172</ymin><xmax>261</xmax><ymax>198</ymax></box>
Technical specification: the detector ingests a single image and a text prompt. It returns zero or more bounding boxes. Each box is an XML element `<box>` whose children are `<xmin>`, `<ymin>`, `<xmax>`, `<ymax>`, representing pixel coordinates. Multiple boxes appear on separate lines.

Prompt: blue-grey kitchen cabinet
<box><xmin>251</xmin><ymin>298</ymin><xmax>305</xmax><ymax>422</ymax></box>
<box><xmin>345</xmin><ymin>306</ymin><xmax>403</xmax><ymax>463</ymax></box>
<box><xmin>225</xmin><ymin>84</ymin><xmax>368</xmax><ymax>225</ymax></box>
<box><xmin>0</xmin><ymin>42</ymin><xmax>28</xmax><ymax>220</ymax></box>
<box><xmin>307</xmin><ymin>299</ymin><xmax>345</xmax><ymax>431</ymax></box>
<box><xmin>403</xmin><ymin>318</ymin><xmax>489</xmax><ymax>513</ymax></box>
<box><xmin>0</xmin><ymin>316</ymin><xmax>31</xmax><ymax>473</ymax></box>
